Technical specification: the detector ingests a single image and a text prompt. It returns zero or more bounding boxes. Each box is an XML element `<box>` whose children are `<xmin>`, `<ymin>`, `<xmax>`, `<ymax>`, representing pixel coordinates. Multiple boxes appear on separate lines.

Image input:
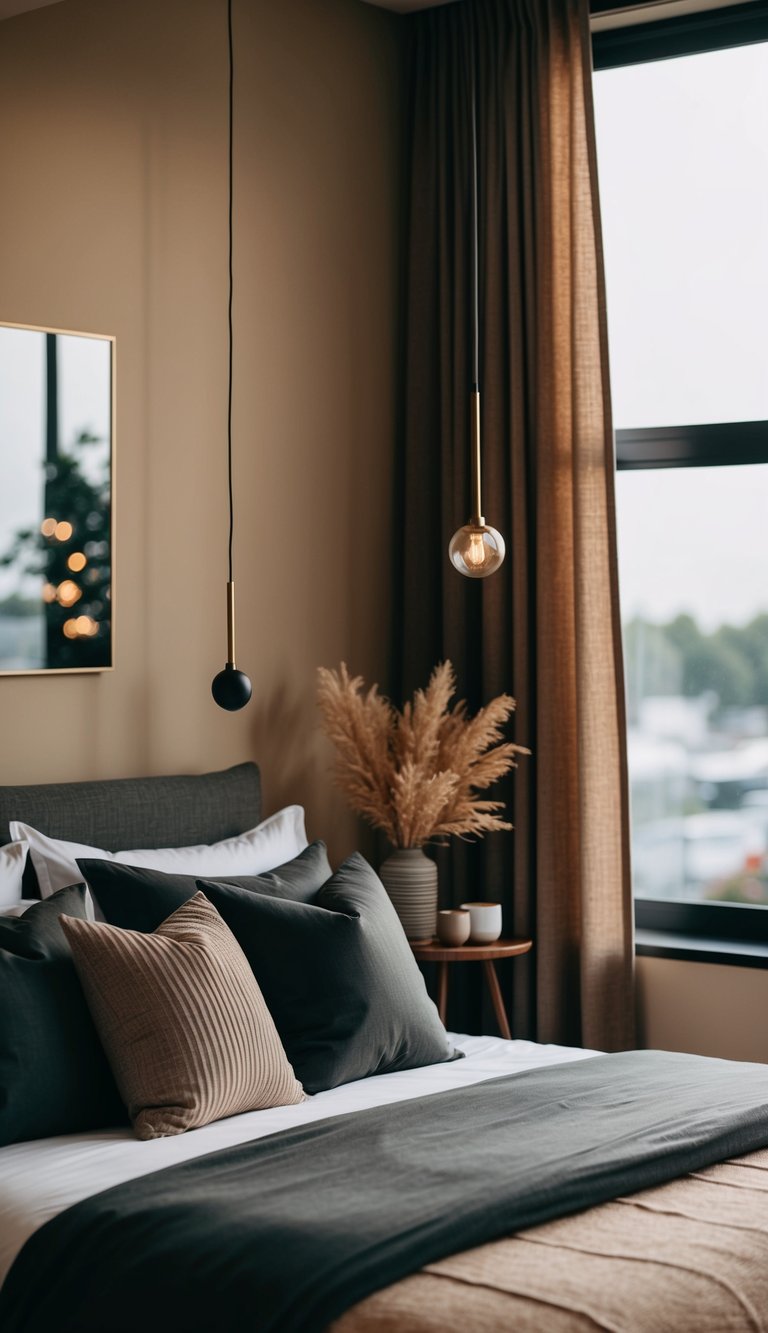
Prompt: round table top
<box><xmin>410</xmin><ymin>936</ymin><xmax>533</xmax><ymax>963</ymax></box>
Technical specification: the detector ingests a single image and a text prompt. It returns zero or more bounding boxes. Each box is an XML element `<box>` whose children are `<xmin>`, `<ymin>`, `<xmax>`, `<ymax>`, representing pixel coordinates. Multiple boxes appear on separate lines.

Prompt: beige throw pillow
<box><xmin>61</xmin><ymin>892</ymin><xmax>305</xmax><ymax>1139</ymax></box>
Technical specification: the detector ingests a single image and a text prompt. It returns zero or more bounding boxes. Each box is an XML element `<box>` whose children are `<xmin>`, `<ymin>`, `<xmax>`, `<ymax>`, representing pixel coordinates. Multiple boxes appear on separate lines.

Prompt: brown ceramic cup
<box><xmin>436</xmin><ymin>909</ymin><xmax>471</xmax><ymax>946</ymax></box>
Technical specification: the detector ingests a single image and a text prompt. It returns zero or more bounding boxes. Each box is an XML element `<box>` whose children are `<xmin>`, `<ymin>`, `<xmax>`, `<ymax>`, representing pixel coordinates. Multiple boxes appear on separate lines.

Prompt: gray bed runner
<box><xmin>2</xmin><ymin>1049</ymin><xmax>768</xmax><ymax>1333</ymax></box>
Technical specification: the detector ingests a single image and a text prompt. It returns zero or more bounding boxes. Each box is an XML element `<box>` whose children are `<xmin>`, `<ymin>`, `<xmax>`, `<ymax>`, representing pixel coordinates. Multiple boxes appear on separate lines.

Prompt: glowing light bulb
<box><xmin>448</xmin><ymin>523</ymin><xmax>505</xmax><ymax>579</ymax></box>
<box><xmin>54</xmin><ymin>521</ymin><xmax>73</xmax><ymax>542</ymax></box>
<box><xmin>40</xmin><ymin>518</ymin><xmax>57</xmax><ymax>538</ymax></box>
<box><xmin>466</xmin><ymin>531</ymin><xmax>487</xmax><ymax>569</ymax></box>
<box><xmin>67</xmin><ymin>552</ymin><xmax>87</xmax><ymax>572</ymax></box>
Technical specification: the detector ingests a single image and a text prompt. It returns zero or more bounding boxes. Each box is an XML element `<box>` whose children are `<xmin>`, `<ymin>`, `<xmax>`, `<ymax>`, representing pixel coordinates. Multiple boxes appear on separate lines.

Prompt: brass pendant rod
<box><xmin>470</xmin><ymin>389</ymin><xmax>484</xmax><ymax>526</ymax></box>
<box><xmin>469</xmin><ymin>68</ymin><xmax>484</xmax><ymax>528</ymax></box>
<box><xmin>226</xmin><ymin>580</ymin><xmax>236</xmax><ymax>666</ymax></box>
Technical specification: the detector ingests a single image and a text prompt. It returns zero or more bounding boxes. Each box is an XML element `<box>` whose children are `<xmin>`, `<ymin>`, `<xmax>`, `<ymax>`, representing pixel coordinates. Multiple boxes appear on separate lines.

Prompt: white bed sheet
<box><xmin>0</xmin><ymin>1034</ymin><xmax>596</xmax><ymax>1288</ymax></box>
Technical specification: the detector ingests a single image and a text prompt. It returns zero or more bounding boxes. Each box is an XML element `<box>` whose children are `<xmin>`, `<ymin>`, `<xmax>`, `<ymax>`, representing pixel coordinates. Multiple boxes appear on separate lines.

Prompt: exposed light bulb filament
<box><xmin>466</xmin><ymin>530</ymin><xmax>487</xmax><ymax>568</ymax></box>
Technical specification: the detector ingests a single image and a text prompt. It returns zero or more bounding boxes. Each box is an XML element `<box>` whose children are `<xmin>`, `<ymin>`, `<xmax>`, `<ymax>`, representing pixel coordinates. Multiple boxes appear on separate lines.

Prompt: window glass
<box><xmin>593</xmin><ymin>43</ymin><xmax>768</xmax><ymax>429</ymax></box>
<box><xmin>616</xmin><ymin>464</ymin><xmax>768</xmax><ymax>904</ymax></box>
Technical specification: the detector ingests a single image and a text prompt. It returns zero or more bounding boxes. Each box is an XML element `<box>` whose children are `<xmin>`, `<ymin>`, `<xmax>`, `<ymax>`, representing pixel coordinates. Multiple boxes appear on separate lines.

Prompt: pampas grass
<box><xmin>317</xmin><ymin>661</ymin><xmax>529</xmax><ymax>848</ymax></box>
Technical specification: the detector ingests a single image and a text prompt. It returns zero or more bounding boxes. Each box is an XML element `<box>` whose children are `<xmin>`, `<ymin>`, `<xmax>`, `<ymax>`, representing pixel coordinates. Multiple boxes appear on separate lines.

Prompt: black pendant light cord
<box><xmin>227</xmin><ymin>0</ymin><xmax>234</xmax><ymax>584</ymax></box>
<box><xmin>211</xmin><ymin>0</ymin><xmax>252</xmax><ymax>708</ymax></box>
<box><xmin>471</xmin><ymin>72</ymin><xmax>479</xmax><ymax>394</ymax></box>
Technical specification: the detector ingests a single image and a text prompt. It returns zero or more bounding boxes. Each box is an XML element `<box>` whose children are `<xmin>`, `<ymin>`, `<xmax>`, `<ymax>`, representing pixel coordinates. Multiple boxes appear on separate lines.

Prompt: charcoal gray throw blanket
<box><xmin>3</xmin><ymin>1049</ymin><xmax>768</xmax><ymax>1333</ymax></box>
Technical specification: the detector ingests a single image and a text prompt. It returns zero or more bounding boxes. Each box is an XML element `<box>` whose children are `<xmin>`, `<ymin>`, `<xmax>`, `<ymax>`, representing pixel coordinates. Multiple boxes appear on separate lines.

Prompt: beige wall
<box><xmin>637</xmin><ymin>955</ymin><xmax>768</xmax><ymax>1063</ymax></box>
<box><xmin>0</xmin><ymin>0</ymin><xmax>401</xmax><ymax>863</ymax></box>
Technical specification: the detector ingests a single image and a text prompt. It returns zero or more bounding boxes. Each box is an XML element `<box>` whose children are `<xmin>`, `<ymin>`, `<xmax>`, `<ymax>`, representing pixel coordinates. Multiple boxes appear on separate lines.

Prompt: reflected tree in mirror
<box><xmin>0</xmin><ymin>326</ymin><xmax>113</xmax><ymax>673</ymax></box>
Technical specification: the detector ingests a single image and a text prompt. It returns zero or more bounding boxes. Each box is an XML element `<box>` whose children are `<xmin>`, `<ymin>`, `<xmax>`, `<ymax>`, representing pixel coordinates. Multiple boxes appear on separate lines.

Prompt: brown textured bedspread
<box><xmin>335</xmin><ymin>1149</ymin><xmax>768</xmax><ymax>1332</ymax></box>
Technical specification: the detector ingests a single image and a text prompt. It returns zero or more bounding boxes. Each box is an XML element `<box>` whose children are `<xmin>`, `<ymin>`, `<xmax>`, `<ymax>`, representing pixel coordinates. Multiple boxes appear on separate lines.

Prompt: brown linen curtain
<box><xmin>397</xmin><ymin>0</ymin><xmax>634</xmax><ymax>1051</ymax></box>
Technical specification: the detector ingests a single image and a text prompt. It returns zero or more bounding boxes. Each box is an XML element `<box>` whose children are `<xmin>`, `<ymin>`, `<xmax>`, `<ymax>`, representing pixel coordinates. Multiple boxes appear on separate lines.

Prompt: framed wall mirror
<box><xmin>0</xmin><ymin>322</ymin><xmax>114</xmax><ymax>676</ymax></box>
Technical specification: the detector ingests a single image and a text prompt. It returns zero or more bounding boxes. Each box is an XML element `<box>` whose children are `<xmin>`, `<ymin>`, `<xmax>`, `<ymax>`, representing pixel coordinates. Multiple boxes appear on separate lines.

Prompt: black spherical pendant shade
<box><xmin>211</xmin><ymin>663</ymin><xmax>252</xmax><ymax>711</ymax></box>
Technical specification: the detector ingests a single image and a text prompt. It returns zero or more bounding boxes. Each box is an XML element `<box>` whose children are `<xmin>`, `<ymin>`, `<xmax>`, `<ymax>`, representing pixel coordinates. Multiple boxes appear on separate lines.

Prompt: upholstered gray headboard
<box><xmin>0</xmin><ymin>762</ymin><xmax>261</xmax><ymax>896</ymax></box>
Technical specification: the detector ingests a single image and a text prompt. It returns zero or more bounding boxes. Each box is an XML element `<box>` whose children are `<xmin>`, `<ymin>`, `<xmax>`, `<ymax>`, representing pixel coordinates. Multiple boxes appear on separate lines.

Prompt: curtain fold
<box><xmin>398</xmin><ymin>0</ymin><xmax>634</xmax><ymax>1051</ymax></box>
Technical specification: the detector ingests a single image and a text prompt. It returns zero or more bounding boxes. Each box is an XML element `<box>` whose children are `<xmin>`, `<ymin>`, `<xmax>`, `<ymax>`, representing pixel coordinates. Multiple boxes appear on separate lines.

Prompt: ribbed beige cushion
<box><xmin>61</xmin><ymin>892</ymin><xmax>305</xmax><ymax>1140</ymax></box>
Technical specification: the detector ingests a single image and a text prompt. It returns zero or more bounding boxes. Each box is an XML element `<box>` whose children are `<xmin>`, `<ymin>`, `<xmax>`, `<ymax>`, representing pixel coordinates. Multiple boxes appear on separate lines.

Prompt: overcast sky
<box><xmin>615</xmin><ymin>464</ymin><xmax>768</xmax><ymax>631</ymax></box>
<box><xmin>593</xmin><ymin>40</ymin><xmax>768</xmax><ymax>631</ymax></box>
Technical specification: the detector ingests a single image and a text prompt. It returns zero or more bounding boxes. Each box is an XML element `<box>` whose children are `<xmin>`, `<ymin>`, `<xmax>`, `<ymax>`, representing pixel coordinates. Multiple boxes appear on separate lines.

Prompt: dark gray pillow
<box><xmin>90</xmin><ymin>848</ymin><xmax>456</xmax><ymax>1093</ymax></box>
<box><xmin>79</xmin><ymin>840</ymin><xmax>332</xmax><ymax>933</ymax></box>
<box><xmin>0</xmin><ymin>886</ymin><xmax>127</xmax><ymax>1146</ymax></box>
<box><xmin>192</xmin><ymin>853</ymin><xmax>458</xmax><ymax>1093</ymax></box>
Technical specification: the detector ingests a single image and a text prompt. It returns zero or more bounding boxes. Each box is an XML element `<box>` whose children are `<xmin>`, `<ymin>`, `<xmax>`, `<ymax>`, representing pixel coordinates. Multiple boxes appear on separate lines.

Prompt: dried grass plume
<box><xmin>316</xmin><ymin>661</ymin><xmax>529</xmax><ymax>848</ymax></box>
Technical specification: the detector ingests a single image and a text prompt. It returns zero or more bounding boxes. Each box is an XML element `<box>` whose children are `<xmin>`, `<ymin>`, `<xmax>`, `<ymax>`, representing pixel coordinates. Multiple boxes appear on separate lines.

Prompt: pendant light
<box><xmin>448</xmin><ymin>82</ymin><xmax>505</xmax><ymax>580</ymax></box>
<box><xmin>212</xmin><ymin>0</ymin><xmax>252</xmax><ymax>711</ymax></box>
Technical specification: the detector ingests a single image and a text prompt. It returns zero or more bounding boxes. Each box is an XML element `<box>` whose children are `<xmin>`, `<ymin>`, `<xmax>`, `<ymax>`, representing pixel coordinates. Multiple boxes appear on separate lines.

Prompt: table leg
<box><xmin>437</xmin><ymin>960</ymin><xmax>449</xmax><ymax>1025</ymax></box>
<box><xmin>482</xmin><ymin>960</ymin><xmax>511</xmax><ymax>1040</ymax></box>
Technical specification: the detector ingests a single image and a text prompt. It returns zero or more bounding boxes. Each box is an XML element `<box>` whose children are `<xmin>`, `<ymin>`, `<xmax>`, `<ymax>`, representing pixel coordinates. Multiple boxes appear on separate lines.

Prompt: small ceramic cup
<box><xmin>436</xmin><ymin>908</ymin><xmax>471</xmax><ymax>947</ymax></box>
<box><xmin>460</xmin><ymin>901</ymin><xmax>502</xmax><ymax>944</ymax></box>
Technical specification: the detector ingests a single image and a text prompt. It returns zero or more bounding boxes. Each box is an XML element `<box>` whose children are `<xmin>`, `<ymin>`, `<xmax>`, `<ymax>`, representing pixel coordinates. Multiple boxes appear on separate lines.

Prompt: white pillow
<box><xmin>0</xmin><ymin>841</ymin><xmax>28</xmax><ymax>907</ymax></box>
<box><xmin>9</xmin><ymin>806</ymin><xmax>308</xmax><ymax>899</ymax></box>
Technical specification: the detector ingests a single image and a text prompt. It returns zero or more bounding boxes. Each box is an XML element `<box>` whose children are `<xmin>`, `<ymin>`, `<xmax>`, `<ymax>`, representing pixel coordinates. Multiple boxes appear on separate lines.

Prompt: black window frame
<box><xmin>593</xmin><ymin>2</ymin><xmax>768</xmax><ymax>948</ymax></box>
<box><xmin>592</xmin><ymin>0</ymin><xmax>768</xmax><ymax>68</ymax></box>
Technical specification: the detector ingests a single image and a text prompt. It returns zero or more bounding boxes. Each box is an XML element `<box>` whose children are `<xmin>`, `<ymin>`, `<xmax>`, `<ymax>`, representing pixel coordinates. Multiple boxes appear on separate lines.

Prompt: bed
<box><xmin>1</xmin><ymin>764</ymin><xmax>767</xmax><ymax>1332</ymax></box>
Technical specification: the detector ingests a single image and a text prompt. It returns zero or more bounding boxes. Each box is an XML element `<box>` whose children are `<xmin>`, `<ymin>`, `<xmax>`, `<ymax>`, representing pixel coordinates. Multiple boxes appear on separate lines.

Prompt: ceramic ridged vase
<box><xmin>378</xmin><ymin>848</ymin><xmax>438</xmax><ymax>942</ymax></box>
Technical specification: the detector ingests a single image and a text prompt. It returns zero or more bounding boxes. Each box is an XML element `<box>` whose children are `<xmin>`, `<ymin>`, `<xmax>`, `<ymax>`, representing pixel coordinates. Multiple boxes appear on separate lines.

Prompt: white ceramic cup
<box><xmin>436</xmin><ymin>909</ymin><xmax>471</xmax><ymax>946</ymax></box>
<box><xmin>460</xmin><ymin>901</ymin><xmax>502</xmax><ymax>944</ymax></box>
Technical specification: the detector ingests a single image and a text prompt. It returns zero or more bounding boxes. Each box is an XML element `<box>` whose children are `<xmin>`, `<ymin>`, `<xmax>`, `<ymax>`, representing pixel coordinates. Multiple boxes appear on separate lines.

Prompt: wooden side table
<box><xmin>411</xmin><ymin>938</ymin><xmax>533</xmax><ymax>1040</ymax></box>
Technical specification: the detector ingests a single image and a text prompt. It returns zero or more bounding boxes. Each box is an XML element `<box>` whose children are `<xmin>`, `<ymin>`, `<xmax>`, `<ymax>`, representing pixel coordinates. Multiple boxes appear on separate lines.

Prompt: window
<box><xmin>592</xmin><ymin>5</ymin><xmax>768</xmax><ymax>944</ymax></box>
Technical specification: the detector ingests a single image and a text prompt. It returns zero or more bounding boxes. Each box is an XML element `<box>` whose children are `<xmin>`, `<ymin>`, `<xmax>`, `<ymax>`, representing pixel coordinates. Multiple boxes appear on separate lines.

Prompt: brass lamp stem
<box><xmin>227</xmin><ymin>580</ymin><xmax>236</xmax><ymax>666</ymax></box>
<box><xmin>470</xmin><ymin>388</ymin><xmax>484</xmax><ymax>526</ymax></box>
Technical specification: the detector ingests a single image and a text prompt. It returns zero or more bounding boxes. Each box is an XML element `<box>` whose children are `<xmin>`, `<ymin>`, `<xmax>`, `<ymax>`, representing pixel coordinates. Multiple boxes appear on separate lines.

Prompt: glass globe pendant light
<box><xmin>447</xmin><ymin>394</ymin><xmax>506</xmax><ymax>579</ymax></box>
<box><xmin>448</xmin><ymin>81</ymin><xmax>505</xmax><ymax>580</ymax></box>
<box><xmin>211</xmin><ymin>0</ymin><xmax>251</xmax><ymax>711</ymax></box>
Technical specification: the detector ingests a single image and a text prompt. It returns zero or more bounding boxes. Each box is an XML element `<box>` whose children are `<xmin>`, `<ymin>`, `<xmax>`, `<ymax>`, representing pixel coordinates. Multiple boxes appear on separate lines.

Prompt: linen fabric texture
<box><xmin>80</xmin><ymin>840</ymin><xmax>333</xmax><ymax>932</ymax></box>
<box><xmin>0</xmin><ymin>762</ymin><xmax>261</xmax><ymax>855</ymax></box>
<box><xmin>11</xmin><ymin>805</ymin><xmax>308</xmax><ymax>899</ymax></box>
<box><xmin>61</xmin><ymin>893</ymin><xmax>306</xmax><ymax>1140</ymax></box>
<box><xmin>0</xmin><ymin>886</ymin><xmax>126</xmax><ymax>1147</ymax></box>
<box><xmin>3</xmin><ymin>1051</ymin><xmax>768</xmax><ymax>1333</ymax></box>
<box><xmin>398</xmin><ymin>0</ymin><xmax>633</xmax><ymax>1049</ymax></box>
<box><xmin>332</xmin><ymin>1152</ymin><xmax>768</xmax><ymax>1333</ymax></box>
<box><xmin>0</xmin><ymin>763</ymin><xmax>261</xmax><ymax>897</ymax></box>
